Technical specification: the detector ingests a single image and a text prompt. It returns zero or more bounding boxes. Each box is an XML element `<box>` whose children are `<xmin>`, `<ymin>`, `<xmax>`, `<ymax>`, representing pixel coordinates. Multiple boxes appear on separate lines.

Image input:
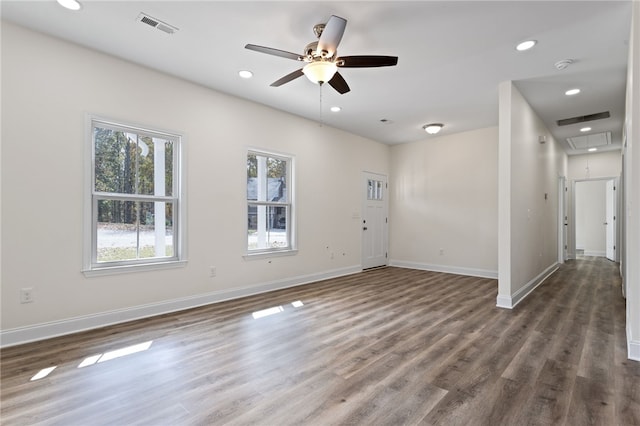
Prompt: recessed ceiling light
<box><xmin>516</xmin><ymin>40</ymin><xmax>537</xmax><ymax>51</ymax></box>
<box><xmin>565</xmin><ymin>88</ymin><xmax>581</xmax><ymax>96</ymax></box>
<box><xmin>580</xmin><ymin>127</ymin><xmax>591</xmax><ymax>132</ymax></box>
<box><xmin>423</xmin><ymin>123</ymin><xmax>444</xmax><ymax>134</ymax></box>
<box><xmin>238</xmin><ymin>70</ymin><xmax>253</xmax><ymax>79</ymax></box>
<box><xmin>588</xmin><ymin>147</ymin><xmax>598</xmax><ymax>152</ymax></box>
<box><xmin>57</xmin><ymin>0</ymin><xmax>81</xmax><ymax>10</ymax></box>
<box><xmin>330</xmin><ymin>106</ymin><xmax>341</xmax><ymax>112</ymax></box>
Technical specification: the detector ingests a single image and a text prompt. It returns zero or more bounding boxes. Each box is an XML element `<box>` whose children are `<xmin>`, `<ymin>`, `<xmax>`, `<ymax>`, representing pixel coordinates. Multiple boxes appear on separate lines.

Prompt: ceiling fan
<box><xmin>245</xmin><ymin>15</ymin><xmax>398</xmax><ymax>94</ymax></box>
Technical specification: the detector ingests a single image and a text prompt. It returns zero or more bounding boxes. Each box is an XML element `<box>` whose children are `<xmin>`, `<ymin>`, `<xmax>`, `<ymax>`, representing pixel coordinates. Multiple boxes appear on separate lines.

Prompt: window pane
<box><xmin>137</xmin><ymin>137</ymin><xmax>174</xmax><ymax>197</ymax></box>
<box><xmin>95</xmin><ymin>128</ymin><xmax>135</xmax><ymax>194</ymax></box>
<box><xmin>138</xmin><ymin>201</ymin><xmax>174</xmax><ymax>258</ymax></box>
<box><xmin>267</xmin><ymin>157</ymin><xmax>287</xmax><ymax>202</ymax></box>
<box><xmin>97</xmin><ymin>199</ymin><xmax>139</xmax><ymax>262</ymax></box>
<box><xmin>247</xmin><ymin>154</ymin><xmax>287</xmax><ymax>202</ymax></box>
<box><xmin>247</xmin><ymin>205</ymin><xmax>288</xmax><ymax>250</ymax></box>
<box><xmin>96</xmin><ymin>199</ymin><xmax>174</xmax><ymax>262</ymax></box>
<box><xmin>94</xmin><ymin>128</ymin><xmax>173</xmax><ymax>196</ymax></box>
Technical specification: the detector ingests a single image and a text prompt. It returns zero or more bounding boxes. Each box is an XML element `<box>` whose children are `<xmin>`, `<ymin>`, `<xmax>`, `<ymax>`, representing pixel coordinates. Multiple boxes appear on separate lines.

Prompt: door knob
<box><xmin>363</xmin><ymin>227</ymin><xmax>368</xmax><ymax>231</ymax></box>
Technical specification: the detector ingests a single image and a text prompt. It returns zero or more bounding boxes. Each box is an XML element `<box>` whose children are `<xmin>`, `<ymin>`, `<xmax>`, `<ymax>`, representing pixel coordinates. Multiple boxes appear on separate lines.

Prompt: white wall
<box><xmin>0</xmin><ymin>22</ymin><xmax>389</xmax><ymax>344</ymax></box>
<box><xmin>568</xmin><ymin>151</ymin><xmax>621</xmax><ymax>180</ymax></box>
<box><xmin>575</xmin><ymin>180</ymin><xmax>607</xmax><ymax>256</ymax></box>
<box><xmin>497</xmin><ymin>81</ymin><xmax>567</xmax><ymax>308</ymax></box>
<box><xmin>623</xmin><ymin>0</ymin><xmax>640</xmax><ymax>361</ymax></box>
<box><xmin>388</xmin><ymin>127</ymin><xmax>498</xmax><ymax>278</ymax></box>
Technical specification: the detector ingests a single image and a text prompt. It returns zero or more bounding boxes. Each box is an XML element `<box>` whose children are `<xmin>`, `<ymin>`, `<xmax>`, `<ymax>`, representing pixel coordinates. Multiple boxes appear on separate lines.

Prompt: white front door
<box><xmin>606</xmin><ymin>179</ymin><xmax>616</xmax><ymax>261</ymax></box>
<box><xmin>362</xmin><ymin>172</ymin><xmax>388</xmax><ymax>269</ymax></box>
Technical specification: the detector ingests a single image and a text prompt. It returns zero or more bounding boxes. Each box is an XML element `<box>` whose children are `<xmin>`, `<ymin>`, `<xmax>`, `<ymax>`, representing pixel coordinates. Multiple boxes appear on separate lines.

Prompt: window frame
<box><xmin>83</xmin><ymin>115</ymin><xmax>187</xmax><ymax>276</ymax></box>
<box><xmin>245</xmin><ymin>148</ymin><xmax>296</xmax><ymax>258</ymax></box>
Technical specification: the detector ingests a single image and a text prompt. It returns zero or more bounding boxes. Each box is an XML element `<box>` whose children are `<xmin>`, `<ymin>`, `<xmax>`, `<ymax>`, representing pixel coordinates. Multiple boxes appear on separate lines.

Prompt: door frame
<box><xmin>571</xmin><ymin>176</ymin><xmax>618</xmax><ymax>260</ymax></box>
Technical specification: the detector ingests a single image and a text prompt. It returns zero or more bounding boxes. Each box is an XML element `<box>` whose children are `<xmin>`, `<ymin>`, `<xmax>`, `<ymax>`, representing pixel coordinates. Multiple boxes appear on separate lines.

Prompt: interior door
<box><xmin>558</xmin><ymin>177</ymin><xmax>568</xmax><ymax>263</ymax></box>
<box><xmin>605</xmin><ymin>179</ymin><xmax>616</xmax><ymax>261</ymax></box>
<box><xmin>362</xmin><ymin>172</ymin><xmax>388</xmax><ymax>269</ymax></box>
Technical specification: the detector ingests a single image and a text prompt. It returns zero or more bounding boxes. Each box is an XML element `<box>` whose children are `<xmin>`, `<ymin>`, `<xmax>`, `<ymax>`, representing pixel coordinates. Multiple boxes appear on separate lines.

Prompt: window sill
<box><xmin>83</xmin><ymin>260</ymin><xmax>188</xmax><ymax>277</ymax></box>
<box><xmin>243</xmin><ymin>249</ymin><xmax>298</xmax><ymax>261</ymax></box>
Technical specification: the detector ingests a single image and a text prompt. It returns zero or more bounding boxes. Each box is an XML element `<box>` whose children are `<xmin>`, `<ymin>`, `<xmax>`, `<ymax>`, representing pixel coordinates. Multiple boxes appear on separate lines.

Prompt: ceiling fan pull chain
<box><xmin>319</xmin><ymin>83</ymin><xmax>323</xmax><ymax>127</ymax></box>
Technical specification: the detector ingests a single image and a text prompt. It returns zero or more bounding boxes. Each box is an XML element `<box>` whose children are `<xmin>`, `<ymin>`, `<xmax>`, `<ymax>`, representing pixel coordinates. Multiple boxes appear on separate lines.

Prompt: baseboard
<box><xmin>389</xmin><ymin>260</ymin><xmax>498</xmax><ymax>279</ymax></box>
<box><xmin>495</xmin><ymin>295</ymin><xmax>513</xmax><ymax>309</ymax></box>
<box><xmin>629</xmin><ymin>340</ymin><xmax>640</xmax><ymax>362</ymax></box>
<box><xmin>496</xmin><ymin>263</ymin><xmax>559</xmax><ymax>309</ymax></box>
<box><xmin>0</xmin><ymin>265</ymin><xmax>361</xmax><ymax>348</ymax></box>
<box><xmin>583</xmin><ymin>250</ymin><xmax>606</xmax><ymax>257</ymax></box>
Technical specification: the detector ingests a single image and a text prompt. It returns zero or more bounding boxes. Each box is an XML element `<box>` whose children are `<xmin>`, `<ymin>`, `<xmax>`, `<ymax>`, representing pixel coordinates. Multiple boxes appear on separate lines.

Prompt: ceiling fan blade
<box><xmin>337</xmin><ymin>55</ymin><xmax>398</xmax><ymax>68</ymax></box>
<box><xmin>270</xmin><ymin>68</ymin><xmax>305</xmax><ymax>87</ymax></box>
<box><xmin>328</xmin><ymin>72</ymin><xmax>350</xmax><ymax>94</ymax></box>
<box><xmin>317</xmin><ymin>15</ymin><xmax>347</xmax><ymax>58</ymax></box>
<box><xmin>245</xmin><ymin>44</ymin><xmax>303</xmax><ymax>61</ymax></box>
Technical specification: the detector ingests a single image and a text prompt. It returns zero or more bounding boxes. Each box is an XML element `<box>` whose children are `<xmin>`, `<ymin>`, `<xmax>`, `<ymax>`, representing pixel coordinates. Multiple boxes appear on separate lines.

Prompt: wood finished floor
<box><xmin>1</xmin><ymin>257</ymin><xmax>639</xmax><ymax>425</ymax></box>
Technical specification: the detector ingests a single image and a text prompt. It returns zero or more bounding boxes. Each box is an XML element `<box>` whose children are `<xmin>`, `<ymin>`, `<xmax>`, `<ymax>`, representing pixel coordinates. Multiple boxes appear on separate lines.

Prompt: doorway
<box><xmin>361</xmin><ymin>172</ymin><xmax>388</xmax><ymax>269</ymax></box>
<box><xmin>573</xmin><ymin>178</ymin><xmax>617</xmax><ymax>261</ymax></box>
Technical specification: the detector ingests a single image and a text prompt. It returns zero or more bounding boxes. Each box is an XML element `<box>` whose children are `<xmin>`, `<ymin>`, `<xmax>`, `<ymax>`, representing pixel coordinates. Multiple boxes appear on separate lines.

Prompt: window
<box><xmin>246</xmin><ymin>150</ymin><xmax>294</xmax><ymax>255</ymax></box>
<box><xmin>84</xmin><ymin>117</ymin><xmax>185</xmax><ymax>274</ymax></box>
<box><xmin>367</xmin><ymin>179</ymin><xmax>384</xmax><ymax>200</ymax></box>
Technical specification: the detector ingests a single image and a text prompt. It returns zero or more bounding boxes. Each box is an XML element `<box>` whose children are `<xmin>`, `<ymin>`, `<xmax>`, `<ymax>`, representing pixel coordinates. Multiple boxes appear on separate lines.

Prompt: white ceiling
<box><xmin>1</xmin><ymin>1</ymin><xmax>632</xmax><ymax>154</ymax></box>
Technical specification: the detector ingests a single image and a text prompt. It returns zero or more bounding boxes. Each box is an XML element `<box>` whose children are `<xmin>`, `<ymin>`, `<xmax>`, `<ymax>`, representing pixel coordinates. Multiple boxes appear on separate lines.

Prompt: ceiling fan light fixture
<box><xmin>302</xmin><ymin>61</ymin><xmax>338</xmax><ymax>84</ymax></box>
<box><xmin>423</xmin><ymin>123</ymin><xmax>444</xmax><ymax>134</ymax></box>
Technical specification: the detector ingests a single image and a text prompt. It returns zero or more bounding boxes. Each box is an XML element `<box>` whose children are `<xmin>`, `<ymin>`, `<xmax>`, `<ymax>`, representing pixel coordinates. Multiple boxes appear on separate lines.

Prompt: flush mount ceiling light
<box><xmin>516</xmin><ymin>40</ymin><xmax>537</xmax><ymax>51</ymax></box>
<box><xmin>238</xmin><ymin>70</ymin><xmax>253</xmax><ymax>79</ymax></box>
<box><xmin>57</xmin><ymin>0</ymin><xmax>81</xmax><ymax>10</ymax></box>
<box><xmin>565</xmin><ymin>88</ymin><xmax>581</xmax><ymax>96</ymax></box>
<box><xmin>580</xmin><ymin>127</ymin><xmax>592</xmax><ymax>132</ymax></box>
<box><xmin>588</xmin><ymin>147</ymin><xmax>598</xmax><ymax>152</ymax></box>
<box><xmin>423</xmin><ymin>123</ymin><xmax>444</xmax><ymax>134</ymax></box>
<box><xmin>330</xmin><ymin>106</ymin><xmax>342</xmax><ymax>112</ymax></box>
<box><xmin>302</xmin><ymin>61</ymin><xmax>338</xmax><ymax>84</ymax></box>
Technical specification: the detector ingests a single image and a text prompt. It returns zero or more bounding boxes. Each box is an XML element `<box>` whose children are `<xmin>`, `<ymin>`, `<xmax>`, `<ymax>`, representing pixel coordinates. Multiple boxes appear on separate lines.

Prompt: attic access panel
<box><xmin>566</xmin><ymin>131</ymin><xmax>611</xmax><ymax>150</ymax></box>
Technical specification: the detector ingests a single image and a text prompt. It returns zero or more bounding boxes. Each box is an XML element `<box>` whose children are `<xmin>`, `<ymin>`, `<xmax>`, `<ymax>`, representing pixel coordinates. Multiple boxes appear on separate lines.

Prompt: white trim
<box><xmin>83</xmin><ymin>260</ymin><xmax>187</xmax><ymax>277</ymax></box>
<box><xmin>243</xmin><ymin>249</ymin><xmax>298</xmax><ymax>260</ymax></box>
<box><xmin>496</xmin><ymin>295</ymin><xmax>513</xmax><ymax>309</ymax></box>
<box><xmin>629</xmin><ymin>339</ymin><xmax>640</xmax><ymax>361</ymax></box>
<box><xmin>496</xmin><ymin>263</ymin><xmax>559</xmax><ymax>309</ymax></box>
<box><xmin>389</xmin><ymin>260</ymin><xmax>498</xmax><ymax>279</ymax></box>
<box><xmin>0</xmin><ymin>265</ymin><xmax>360</xmax><ymax>348</ymax></box>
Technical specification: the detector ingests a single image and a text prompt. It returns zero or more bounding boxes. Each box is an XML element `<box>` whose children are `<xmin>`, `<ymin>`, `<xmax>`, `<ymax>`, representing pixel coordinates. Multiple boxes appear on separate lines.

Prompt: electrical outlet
<box><xmin>20</xmin><ymin>288</ymin><xmax>34</xmax><ymax>304</ymax></box>
<box><xmin>209</xmin><ymin>266</ymin><xmax>216</xmax><ymax>278</ymax></box>
<box><xmin>439</xmin><ymin>248</ymin><xmax>444</xmax><ymax>256</ymax></box>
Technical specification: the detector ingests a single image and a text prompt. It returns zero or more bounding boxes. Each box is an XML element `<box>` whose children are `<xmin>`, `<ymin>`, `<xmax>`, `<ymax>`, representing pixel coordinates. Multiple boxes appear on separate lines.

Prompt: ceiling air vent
<box><xmin>566</xmin><ymin>131</ymin><xmax>612</xmax><ymax>150</ymax></box>
<box><xmin>137</xmin><ymin>13</ymin><xmax>178</xmax><ymax>35</ymax></box>
<box><xmin>556</xmin><ymin>111</ymin><xmax>610</xmax><ymax>126</ymax></box>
